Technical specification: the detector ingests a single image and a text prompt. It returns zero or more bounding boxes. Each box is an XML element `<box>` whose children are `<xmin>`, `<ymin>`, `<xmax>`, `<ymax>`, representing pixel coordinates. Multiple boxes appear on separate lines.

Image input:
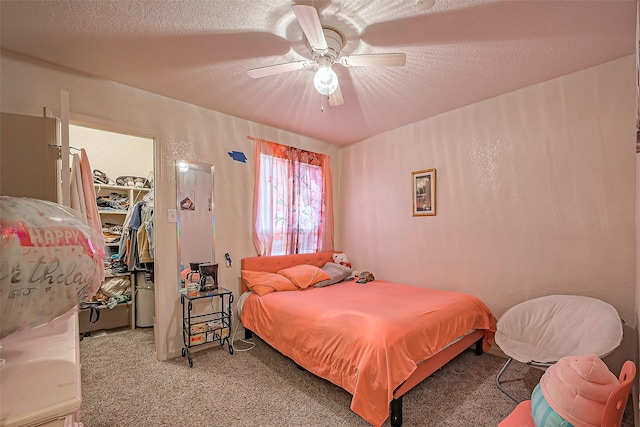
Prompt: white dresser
<box><xmin>0</xmin><ymin>307</ymin><xmax>82</xmax><ymax>427</ymax></box>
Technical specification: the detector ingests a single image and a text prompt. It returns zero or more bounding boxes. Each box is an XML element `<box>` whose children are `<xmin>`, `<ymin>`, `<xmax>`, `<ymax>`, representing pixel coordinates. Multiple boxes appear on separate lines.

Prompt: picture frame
<box><xmin>412</xmin><ymin>169</ymin><xmax>436</xmax><ymax>216</ymax></box>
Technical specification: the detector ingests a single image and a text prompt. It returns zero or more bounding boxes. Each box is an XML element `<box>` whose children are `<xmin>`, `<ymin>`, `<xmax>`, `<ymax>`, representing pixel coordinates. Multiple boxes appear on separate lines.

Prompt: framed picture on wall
<box><xmin>412</xmin><ymin>169</ymin><xmax>436</xmax><ymax>216</ymax></box>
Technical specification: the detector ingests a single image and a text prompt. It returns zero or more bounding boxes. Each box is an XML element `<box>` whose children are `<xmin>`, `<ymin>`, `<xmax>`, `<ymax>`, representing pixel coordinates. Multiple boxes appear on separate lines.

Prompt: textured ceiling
<box><xmin>0</xmin><ymin>0</ymin><xmax>636</xmax><ymax>145</ymax></box>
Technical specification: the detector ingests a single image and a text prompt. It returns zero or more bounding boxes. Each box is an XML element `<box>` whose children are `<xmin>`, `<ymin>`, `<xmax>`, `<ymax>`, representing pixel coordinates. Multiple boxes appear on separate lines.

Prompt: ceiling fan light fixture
<box><xmin>245</xmin><ymin>5</ymin><xmax>405</xmax><ymax>107</ymax></box>
<box><xmin>314</xmin><ymin>62</ymin><xmax>338</xmax><ymax>96</ymax></box>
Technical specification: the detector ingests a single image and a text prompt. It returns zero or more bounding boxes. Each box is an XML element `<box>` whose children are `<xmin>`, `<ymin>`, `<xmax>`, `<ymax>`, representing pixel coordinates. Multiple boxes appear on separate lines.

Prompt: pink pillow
<box><xmin>241</xmin><ymin>270</ymin><xmax>297</xmax><ymax>296</ymax></box>
<box><xmin>277</xmin><ymin>264</ymin><xmax>331</xmax><ymax>289</ymax></box>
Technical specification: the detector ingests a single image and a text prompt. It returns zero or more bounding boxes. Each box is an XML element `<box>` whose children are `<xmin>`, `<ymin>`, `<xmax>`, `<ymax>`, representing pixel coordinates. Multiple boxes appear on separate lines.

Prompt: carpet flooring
<box><xmin>78</xmin><ymin>328</ymin><xmax>634</xmax><ymax>427</ymax></box>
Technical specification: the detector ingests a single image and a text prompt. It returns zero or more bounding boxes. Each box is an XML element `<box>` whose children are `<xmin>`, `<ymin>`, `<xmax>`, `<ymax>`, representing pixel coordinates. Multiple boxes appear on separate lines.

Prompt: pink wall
<box><xmin>340</xmin><ymin>56</ymin><xmax>637</xmax><ymax>324</ymax></box>
<box><xmin>1</xmin><ymin>51</ymin><xmax>636</xmax><ymax>362</ymax></box>
<box><xmin>0</xmin><ymin>51</ymin><xmax>339</xmax><ymax>361</ymax></box>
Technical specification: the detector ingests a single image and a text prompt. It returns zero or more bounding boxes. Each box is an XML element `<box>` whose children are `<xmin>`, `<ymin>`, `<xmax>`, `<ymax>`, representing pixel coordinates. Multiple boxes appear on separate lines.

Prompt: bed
<box><xmin>239</xmin><ymin>252</ymin><xmax>497</xmax><ymax>427</ymax></box>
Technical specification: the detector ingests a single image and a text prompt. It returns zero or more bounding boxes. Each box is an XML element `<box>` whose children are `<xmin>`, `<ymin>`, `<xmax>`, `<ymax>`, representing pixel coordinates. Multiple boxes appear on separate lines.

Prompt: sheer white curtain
<box><xmin>252</xmin><ymin>138</ymin><xmax>334</xmax><ymax>256</ymax></box>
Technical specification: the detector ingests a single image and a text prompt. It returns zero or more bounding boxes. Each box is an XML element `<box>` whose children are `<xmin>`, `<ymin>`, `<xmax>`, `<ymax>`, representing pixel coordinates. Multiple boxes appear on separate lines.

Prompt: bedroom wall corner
<box><xmin>0</xmin><ymin>50</ymin><xmax>341</xmax><ymax>362</ymax></box>
<box><xmin>339</xmin><ymin>55</ymin><xmax>637</xmax><ymax>330</ymax></box>
<box><xmin>635</xmin><ymin>135</ymin><xmax>640</xmax><ymax>421</ymax></box>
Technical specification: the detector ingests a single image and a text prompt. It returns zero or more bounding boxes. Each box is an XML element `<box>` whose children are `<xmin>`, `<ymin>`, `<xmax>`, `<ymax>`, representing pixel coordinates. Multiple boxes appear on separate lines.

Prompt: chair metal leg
<box><xmin>496</xmin><ymin>357</ymin><xmax>521</xmax><ymax>403</ymax></box>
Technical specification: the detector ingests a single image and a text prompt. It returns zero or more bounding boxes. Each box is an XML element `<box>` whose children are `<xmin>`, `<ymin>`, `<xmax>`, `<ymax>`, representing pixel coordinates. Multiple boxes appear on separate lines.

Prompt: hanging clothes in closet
<box><xmin>118</xmin><ymin>189</ymin><xmax>154</xmax><ymax>279</ymax></box>
<box><xmin>137</xmin><ymin>190</ymin><xmax>154</xmax><ymax>281</ymax></box>
<box><xmin>70</xmin><ymin>149</ymin><xmax>105</xmax><ymax>299</ymax></box>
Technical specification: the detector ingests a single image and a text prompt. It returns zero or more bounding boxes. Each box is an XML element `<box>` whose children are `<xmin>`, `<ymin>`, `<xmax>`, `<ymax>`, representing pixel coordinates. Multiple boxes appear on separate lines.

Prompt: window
<box><xmin>252</xmin><ymin>138</ymin><xmax>334</xmax><ymax>256</ymax></box>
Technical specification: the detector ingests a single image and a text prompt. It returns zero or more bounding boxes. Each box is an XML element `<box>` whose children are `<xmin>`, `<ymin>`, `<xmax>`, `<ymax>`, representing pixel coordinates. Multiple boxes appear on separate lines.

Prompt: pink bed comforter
<box><xmin>240</xmin><ymin>279</ymin><xmax>496</xmax><ymax>426</ymax></box>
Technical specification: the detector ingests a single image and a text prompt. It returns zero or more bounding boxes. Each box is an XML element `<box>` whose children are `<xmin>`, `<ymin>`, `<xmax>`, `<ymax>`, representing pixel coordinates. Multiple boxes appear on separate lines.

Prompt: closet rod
<box><xmin>48</xmin><ymin>143</ymin><xmax>82</xmax><ymax>152</ymax></box>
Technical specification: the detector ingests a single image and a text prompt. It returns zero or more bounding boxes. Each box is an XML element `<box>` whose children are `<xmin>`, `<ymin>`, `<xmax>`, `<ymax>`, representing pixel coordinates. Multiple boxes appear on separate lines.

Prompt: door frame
<box><xmin>69</xmin><ymin>112</ymin><xmax>158</xmax><ymax>358</ymax></box>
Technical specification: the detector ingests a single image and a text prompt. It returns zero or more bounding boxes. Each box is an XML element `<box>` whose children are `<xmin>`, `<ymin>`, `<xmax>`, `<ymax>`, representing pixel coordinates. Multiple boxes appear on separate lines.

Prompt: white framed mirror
<box><xmin>176</xmin><ymin>160</ymin><xmax>215</xmax><ymax>290</ymax></box>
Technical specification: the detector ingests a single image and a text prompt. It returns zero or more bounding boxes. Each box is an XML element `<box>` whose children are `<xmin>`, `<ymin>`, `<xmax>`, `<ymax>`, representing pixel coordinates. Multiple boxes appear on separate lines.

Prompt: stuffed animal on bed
<box><xmin>356</xmin><ymin>271</ymin><xmax>375</xmax><ymax>284</ymax></box>
<box><xmin>333</xmin><ymin>252</ymin><xmax>362</xmax><ymax>278</ymax></box>
<box><xmin>530</xmin><ymin>354</ymin><xmax>618</xmax><ymax>427</ymax></box>
<box><xmin>332</xmin><ymin>252</ymin><xmax>352</xmax><ymax>270</ymax></box>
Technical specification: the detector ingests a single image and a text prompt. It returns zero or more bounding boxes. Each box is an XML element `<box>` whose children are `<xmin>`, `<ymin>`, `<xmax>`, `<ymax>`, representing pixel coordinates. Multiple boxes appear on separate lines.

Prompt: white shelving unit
<box><xmin>78</xmin><ymin>184</ymin><xmax>150</xmax><ymax>333</ymax></box>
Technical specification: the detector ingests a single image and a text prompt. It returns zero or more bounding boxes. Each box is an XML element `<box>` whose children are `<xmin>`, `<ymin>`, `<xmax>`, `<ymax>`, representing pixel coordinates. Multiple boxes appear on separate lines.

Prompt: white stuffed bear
<box><xmin>332</xmin><ymin>252</ymin><xmax>361</xmax><ymax>277</ymax></box>
<box><xmin>332</xmin><ymin>252</ymin><xmax>352</xmax><ymax>271</ymax></box>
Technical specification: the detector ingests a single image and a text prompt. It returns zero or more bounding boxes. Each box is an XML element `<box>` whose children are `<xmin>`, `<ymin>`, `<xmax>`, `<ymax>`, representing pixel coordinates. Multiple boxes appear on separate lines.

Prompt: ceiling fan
<box><xmin>246</xmin><ymin>4</ymin><xmax>406</xmax><ymax>107</ymax></box>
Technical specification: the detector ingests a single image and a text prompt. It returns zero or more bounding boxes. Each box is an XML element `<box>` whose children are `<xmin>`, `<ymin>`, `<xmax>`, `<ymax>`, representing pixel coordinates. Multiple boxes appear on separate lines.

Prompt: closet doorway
<box><xmin>69</xmin><ymin>124</ymin><xmax>155</xmax><ymax>341</ymax></box>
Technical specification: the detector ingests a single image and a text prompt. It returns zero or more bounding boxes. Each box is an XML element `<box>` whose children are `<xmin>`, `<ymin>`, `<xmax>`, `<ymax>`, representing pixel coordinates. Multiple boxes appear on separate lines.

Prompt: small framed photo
<box><xmin>412</xmin><ymin>169</ymin><xmax>436</xmax><ymax>216</ymax></box>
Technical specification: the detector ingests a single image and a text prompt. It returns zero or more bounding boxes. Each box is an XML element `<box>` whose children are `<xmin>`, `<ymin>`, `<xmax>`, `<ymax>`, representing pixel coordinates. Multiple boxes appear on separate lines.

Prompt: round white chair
<box><xmin>495</xmin><ymin>294</ymin><xmax>623</xmax><ymax>402</ymax></box>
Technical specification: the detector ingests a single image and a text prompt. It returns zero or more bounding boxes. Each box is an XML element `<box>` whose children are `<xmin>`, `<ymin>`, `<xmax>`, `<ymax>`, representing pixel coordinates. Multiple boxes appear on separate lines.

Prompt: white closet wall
<box><xmin>69</xmin><ymin>125</ymin><xmax>153</xmax><ymax>179</ymax></box>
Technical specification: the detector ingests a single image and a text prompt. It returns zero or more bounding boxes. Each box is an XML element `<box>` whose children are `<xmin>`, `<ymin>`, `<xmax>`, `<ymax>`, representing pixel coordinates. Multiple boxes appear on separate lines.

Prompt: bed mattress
<box><xmin>240</xmin><ymin>279</ymin><xmax>496</xmax><ymax>426</ymax></box>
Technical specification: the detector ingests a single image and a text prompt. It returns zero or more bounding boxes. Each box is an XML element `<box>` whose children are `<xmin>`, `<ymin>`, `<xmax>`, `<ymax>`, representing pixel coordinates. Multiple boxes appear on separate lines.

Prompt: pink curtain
<box><xmin>252</xmin><ymin>138</ymin><xmax>334</xmax><ymax>256</ymax></box>
<box><xmin>321</xmin><ymin>154</ymin><xmax>334</xmax><ymax>251</ymax></box>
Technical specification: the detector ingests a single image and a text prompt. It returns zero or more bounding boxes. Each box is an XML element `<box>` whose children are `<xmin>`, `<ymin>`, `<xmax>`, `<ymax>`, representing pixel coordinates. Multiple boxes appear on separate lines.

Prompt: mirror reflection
<box><xmin>176</xmin><ymin>160</ymin><xmax>215</xmax><ymax>290</ymax></box>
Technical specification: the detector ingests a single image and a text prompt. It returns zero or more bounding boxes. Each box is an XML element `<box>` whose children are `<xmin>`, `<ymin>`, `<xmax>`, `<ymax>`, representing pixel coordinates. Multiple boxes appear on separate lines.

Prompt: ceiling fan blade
<box><xmin>291</xmin><ymin>4</ymin><xmax>328</xmax><ymax>52</ymax></box>
<box><xmin>339</xmin><ymin>53</ymin><xmax>406</xmax><ymax>67</ymax></box>
<box><xmin>329</xmin><ymin>83</ymin><xmax>344</xmax><ymax>107</ymax></box>
<box><xmin>247</xmin><ymin>60</ymin><xmax>313</xmax><ymax>78</ymax></box>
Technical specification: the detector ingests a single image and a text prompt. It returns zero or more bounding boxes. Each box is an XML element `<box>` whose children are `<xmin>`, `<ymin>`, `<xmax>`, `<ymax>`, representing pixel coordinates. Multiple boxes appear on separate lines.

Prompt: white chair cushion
<box><xmin>495</xmin><ymin>295</ymin><xmax>622</xmax><ymax>364</ymax></box>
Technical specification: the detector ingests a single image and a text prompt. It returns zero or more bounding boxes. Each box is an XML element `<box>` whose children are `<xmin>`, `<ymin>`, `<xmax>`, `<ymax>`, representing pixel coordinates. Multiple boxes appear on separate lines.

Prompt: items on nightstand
<box><xmin>186</xmin><ymin>282</ymin><xmax>200</xmax><ymax>297</ymax></box>
<box><xmin>186</xmin><ymin>261</ymin><xmax>204</xmax><ymax>284</ymax></box>
<box><xmin>198</xmin><ymin>262</ymin><xmax>218</xmax><ymax>291</ymax></box>
<box><xmin>180</xmin><ymin>286</ymin><xmax>234</xmax><ymax>367</ymax></box>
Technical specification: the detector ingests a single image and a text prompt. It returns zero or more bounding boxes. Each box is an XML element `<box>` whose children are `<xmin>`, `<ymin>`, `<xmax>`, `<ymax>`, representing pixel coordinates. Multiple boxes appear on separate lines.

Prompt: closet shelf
<box><xmin>93</xmin><ymin>184</ymin><xmax>150</xmax><ymax>192</ymax></box>
<box><xmin>105</xmin><ymin>272</ymin><xmax>131</xmax><ymax>278</ymax></box>
<box><xmin>98</xmin><ymin>210</ymin><xmax>127</xmax><ymax>215</ymax></box>
<box><xmin>81</xmin><ymin>300</ymin><xmax>132</xmax><ymax>311</ymax></box>
<box><xmin>79</xmin><ymin>300</ymin><xmax>133</xmax><ymax>311</ymax></box>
